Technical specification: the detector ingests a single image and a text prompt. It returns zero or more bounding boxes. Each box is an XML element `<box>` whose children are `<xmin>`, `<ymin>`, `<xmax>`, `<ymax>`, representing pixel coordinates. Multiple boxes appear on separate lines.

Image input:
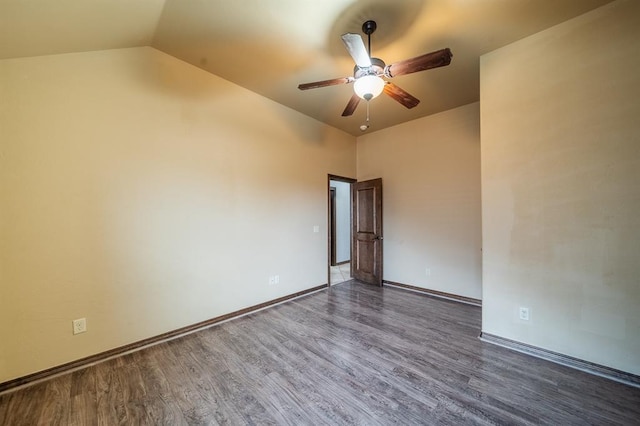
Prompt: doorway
<box><xmin>327</xmin><ymin>175</ymin><xmax>383</xmax><ymax>287</ymax></box>
<box><xmin>328</xmin><ymin>175</ymin><xmax>355</xmax><ymax>285</ymax></box>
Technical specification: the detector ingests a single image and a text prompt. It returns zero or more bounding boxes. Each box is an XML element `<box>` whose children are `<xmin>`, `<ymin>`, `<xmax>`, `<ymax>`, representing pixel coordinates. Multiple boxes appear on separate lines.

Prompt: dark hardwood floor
<box><xmin>1</xmin><ymin>281</ymin><xmax>639</xmax><ymax>425</ymax></box>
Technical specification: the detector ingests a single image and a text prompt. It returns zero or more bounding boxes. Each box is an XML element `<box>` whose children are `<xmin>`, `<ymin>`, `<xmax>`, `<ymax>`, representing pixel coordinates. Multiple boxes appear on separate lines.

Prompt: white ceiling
<box><xmin>0</xmin><ymin>0</ymin><xmax>613</xmax><ymax>135</ymax></box>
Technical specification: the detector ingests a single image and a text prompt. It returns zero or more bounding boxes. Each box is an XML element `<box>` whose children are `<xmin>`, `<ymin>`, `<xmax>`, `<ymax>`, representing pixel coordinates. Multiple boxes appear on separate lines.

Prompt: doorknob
<box><xmin>374</xmin><ymin>235</ymin><xmax>383</xmax><ymax>240</ymax></box>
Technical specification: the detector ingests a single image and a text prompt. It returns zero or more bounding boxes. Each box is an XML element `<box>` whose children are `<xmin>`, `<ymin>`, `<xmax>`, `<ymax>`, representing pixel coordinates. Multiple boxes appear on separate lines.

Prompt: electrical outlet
<box><xmin>313</xmin><ymin>225</ymin><xmax>320</xmax><ymax>233</ymax></box>
<box><xmin>268</xmin><ymin>275</ymin><xmax>280</xmax><ymax>285</ymax></box>
<box><xmin>72</xmin><ymin>318</ymin><xmax>87</xmax><ymax>335</ymax></box>
<box><xmin>519</xmin><ymin>307</ymin><xmax>530</xmax><ymax>321</ymax></box>
<box><xmin>425</xmin><ymin>268</ymin><xmax>431</xmax><ymax>277</ymax></box>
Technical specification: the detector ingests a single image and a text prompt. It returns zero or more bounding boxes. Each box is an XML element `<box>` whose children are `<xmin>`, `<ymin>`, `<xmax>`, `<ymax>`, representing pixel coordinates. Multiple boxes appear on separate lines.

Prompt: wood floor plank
<box><xmin>153</xmin><ymin>339</ymin><xmax>226</xmax><ymax>425</ymax></box>
<box><xmin>0</xmin><ymin>382</ymin><xmax>44</xmax><ymax>426</ymax></box>
<box><xmin>95</xmin><ymin>360</ymin><xmax>127</xmax><ymax>425</ymax></box>
<box><xmin>37</xmin><ymin>373</ymin><xmax>72</xmax><ymax>426</ymax></box>
<box><xmin>115</xmin><ymin>352</ymin><xmax>154</xmax><ymax>424</ymax></box>
<box><xmin>135</xmin><ymin>346</ymin><xmax>188</xmax><ymax>426</ymax></box>
<box><xmin>1</xmin><ymin>280</ymin><xmax>639</xmax><ymax>425</ymax></box>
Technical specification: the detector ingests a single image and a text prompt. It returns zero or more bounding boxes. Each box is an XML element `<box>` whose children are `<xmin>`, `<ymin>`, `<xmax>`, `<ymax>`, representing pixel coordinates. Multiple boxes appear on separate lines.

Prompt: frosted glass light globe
<box><xmin>354</xmin><ymin>75</ymin><xmax>385</xmax><ymax>101</ymax></box>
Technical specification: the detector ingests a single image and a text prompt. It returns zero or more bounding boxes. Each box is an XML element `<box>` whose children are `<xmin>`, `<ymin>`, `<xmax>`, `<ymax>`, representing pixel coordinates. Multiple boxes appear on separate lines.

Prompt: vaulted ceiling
<box><xmin>0</xmin><ymin>0</ymin><xmax>613</xmax><ymax>135</ymax></box>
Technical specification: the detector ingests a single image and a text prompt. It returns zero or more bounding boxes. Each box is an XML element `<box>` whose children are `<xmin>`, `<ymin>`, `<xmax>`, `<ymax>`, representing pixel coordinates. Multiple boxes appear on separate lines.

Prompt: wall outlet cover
<box><xmin>72</xmin><ymin>318</ymin><xmax>87</xmax><ymax>335</ymax></box>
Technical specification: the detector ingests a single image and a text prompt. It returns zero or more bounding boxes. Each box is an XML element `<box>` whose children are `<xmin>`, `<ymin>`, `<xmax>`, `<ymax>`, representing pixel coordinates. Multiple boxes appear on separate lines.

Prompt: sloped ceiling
<box><xmin>0</xmin><ymin>0</ymin><xmax>613</xmax><ymax>135</ymax></box>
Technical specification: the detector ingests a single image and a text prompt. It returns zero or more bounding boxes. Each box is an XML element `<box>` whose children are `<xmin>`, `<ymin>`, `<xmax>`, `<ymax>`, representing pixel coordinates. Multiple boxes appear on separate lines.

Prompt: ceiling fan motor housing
<box><xmin>354</xmin><ymin>57</ymin><xmax>386</xmax><ymax>78</ymax></box>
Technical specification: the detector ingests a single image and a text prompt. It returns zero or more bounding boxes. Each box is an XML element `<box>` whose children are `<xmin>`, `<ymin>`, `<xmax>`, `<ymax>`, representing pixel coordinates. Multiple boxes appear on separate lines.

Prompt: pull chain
<box><xmin>360</xmin><ymin>101</ymin><xmax>370</xmax><ymax>132</ymax></box>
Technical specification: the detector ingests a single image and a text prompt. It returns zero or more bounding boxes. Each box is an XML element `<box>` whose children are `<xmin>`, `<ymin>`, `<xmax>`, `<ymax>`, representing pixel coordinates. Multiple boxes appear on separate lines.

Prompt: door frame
<box><xmin>329</xmin><ymin>187</ymin><xmax>337</xmax><ymax>266</ymax></box>
<box><xmin>327</xmin><ymin>174</ymin><xmax>357</xmax><ymax>286</ymax></box>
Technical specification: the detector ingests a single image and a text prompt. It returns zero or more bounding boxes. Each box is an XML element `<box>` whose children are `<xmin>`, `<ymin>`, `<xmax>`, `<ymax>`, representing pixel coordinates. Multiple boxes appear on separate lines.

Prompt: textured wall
<box><xmin>0</xmin><ymin>47</ymin><xmax>356</xmax><ymax>382</ymax></box>
<box><xmin>357</xmin><ymin>102</ymin><xmax>482</xmax><ymax>299</ymax></box>
<box><xmin>481</xmin><ymin>1</ymin><xmax>640</xmax><ymax>374</ymax></box>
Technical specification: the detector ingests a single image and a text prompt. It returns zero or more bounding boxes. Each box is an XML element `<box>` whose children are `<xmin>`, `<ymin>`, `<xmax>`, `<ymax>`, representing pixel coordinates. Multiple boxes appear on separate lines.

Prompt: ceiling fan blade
<box><xmin>385</xmin><ymin>48</ymin><xmax>452</xmax><ymax>78</ymax></box>
<box><xmin>341</xmin><ymin>94</ymin><xmax>361</xmax><ymax>117</ymax></box>
<box><xmin>298</xmin><ymin>76</ymin><xmax>354</xmax><ymax>91</ymax></box>
<box><xmin>341</xmin><ymin>33</ymin><xmax>372</xmax><ymax>68</ymax></box>
<box><xmin>383</xmin><ymin>82</ymin><xmax>420</xmax><ymax>109</ymax></box>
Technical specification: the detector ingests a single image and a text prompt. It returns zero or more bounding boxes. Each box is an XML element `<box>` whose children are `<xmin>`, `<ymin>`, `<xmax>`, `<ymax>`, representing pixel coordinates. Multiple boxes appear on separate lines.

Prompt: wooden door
<box><xmin>352</xmin><ymin>178</ymin><xmax>382</xmax><ymax>286</ymax></box>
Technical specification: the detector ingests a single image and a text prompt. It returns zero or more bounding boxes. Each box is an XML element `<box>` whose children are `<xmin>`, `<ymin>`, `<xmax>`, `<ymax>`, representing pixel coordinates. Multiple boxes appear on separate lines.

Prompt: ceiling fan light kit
<box><xmin>354</xmin><ymin>75</ymin><xmax>385</xmax><ymax>101</ymax></box>
<box><xmin>298</xmin><ymin>19</ymin><xmax>453</xmax><ymax>129</ymax></box>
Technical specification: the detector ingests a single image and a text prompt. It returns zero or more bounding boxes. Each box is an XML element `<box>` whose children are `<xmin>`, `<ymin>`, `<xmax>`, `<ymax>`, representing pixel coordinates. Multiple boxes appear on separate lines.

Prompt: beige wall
<box><xmin>0</xmin><ymin>47</ymin><xmax>356</xmax><ymax>383</ymax></box>
<box><xmin>481</xmin><ymin>0</ymin><xmax>640</xmax><ymax>374</ymax></box>
<box><xmin>357</xmin><ymin>103</ymin><xmax>482</xmax><ymax>299</ymax></box>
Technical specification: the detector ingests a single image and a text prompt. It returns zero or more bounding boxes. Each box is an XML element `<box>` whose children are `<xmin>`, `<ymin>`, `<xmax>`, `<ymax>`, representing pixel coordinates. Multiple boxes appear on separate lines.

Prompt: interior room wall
<box><xmin>330</xmin><ymin>180</ymin><xmax>351</xmax><ymax>264</ymax></box>
<box><xmin>481</xmin><ymin>0</ymin><xmax>640</xmax><ymax>375</ymax></box>
<box><xmin>356</xmin><ymin>102</ymin><xmax>482</xmax><ymax>300</ymax></box>
<box><xmin>0</xmin><ymin>46</ymin><xmax>356</xmax><ymax>383</ymax></box>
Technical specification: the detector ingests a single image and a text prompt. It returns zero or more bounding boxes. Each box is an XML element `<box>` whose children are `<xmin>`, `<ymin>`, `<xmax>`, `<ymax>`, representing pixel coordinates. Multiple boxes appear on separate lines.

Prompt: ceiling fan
<box><xmin>298</xmin><ymin>20</ymin><xmax>452</xmax><ymax>118</ymax></box>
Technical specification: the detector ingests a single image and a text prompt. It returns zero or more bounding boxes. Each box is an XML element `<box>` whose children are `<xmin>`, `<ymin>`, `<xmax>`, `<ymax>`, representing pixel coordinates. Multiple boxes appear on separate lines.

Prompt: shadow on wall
<box><xmin>129</xmin><ymin>47</ymin><xmax>337</xmax><ymax>145</ymax></box>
